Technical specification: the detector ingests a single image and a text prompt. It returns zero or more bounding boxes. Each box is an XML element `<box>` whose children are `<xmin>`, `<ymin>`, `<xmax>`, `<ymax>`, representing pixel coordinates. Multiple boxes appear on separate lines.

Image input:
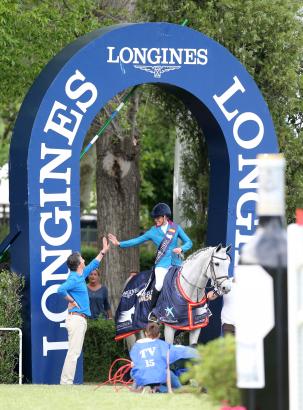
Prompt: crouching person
<box><xmin>57</xmin><ymin>237</ymin><xmax>110</xmax><ymax>385</ymax></box>
<box><xmin>130</xmin><ymin>323</ymin><xmax>181</xmax><ymax>393</ymax></box>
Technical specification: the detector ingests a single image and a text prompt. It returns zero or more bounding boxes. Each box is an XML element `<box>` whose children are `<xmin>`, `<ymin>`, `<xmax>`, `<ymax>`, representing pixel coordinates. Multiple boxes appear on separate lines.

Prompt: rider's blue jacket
<box><xmin>119</xmin><ymin>221</ymin><xmax>192</xmax><ymax>268</ymax></box>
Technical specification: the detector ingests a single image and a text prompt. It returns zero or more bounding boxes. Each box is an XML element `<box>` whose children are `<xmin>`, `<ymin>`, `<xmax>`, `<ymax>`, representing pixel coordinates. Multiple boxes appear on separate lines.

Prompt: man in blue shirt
<box><xmin>108</xmin><ymin>203</ymin><xmax>192</xmax><ymax>317</ymax></box>
<box><xmin>57</xmin><ymin>237</ymin><xmax>110</xmax><ymax>384</ymax></box>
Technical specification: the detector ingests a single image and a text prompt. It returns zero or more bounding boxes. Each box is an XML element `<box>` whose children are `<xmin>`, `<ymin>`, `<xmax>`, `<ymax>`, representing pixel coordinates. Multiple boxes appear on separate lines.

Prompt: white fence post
<box><xmin>287</xmin><ymin>220</ymin><xmax>303</xmax><ymax>410</ymax></box>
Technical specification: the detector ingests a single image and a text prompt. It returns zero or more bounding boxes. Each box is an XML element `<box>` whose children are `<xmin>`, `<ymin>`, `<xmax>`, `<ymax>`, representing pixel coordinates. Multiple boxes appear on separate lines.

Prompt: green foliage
<box><xmin>0</xmin><ymin>117</ymin><xmax>9</xmax><ymax>167</ymax></box>
<box><xmin>83</xmin><ymin>317</ymin><xmax>128</xmax><ymax>382</ymax></box>
<box><xmin>137</xmin><ymin>0</ymin><xmax>303</xmax><ymax>233</ymax></box>
<box><xmin>138</xmin><ymin>86</ymin><xmax>176</xmax><ymax>229</ymax></box>
<box><xmin>0</xmin><ymin>269</ymin><xmax>23</xmax><ymax>383</ymax></box>
<box><xmin>2</xmin><ymin>0</ymin><xmax>303</xmax><ymax>247</ymax></box>
<box><xmin>0</xmin><ymin>251</ymin><xmax>10</xmax><ymax>266</ymax></box>
<box><xmin>81</xmin><ymin>245</ymin><xmax>98</xmax><ymax>264</ymax></box>
<box><xmin>183</xmin><ymin>335</ymin><xmax>240</xmax><ymax>406</ymax></box>
<box><xmin>0</xmin><ymin>0</ymin><xmax>99</xmax><ymax>123</ymax></box>
<box><xmin>0</xmin><ymin>224</ymin><xmax>9</xmax><ymax>245</ymax></box>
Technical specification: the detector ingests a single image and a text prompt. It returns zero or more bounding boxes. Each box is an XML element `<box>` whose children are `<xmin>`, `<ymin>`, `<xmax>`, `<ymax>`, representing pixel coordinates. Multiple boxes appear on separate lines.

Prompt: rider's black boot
<box><xmin>148</xmin><ymin>289</ymin><xmax>160</xmax><ymax>322</ymax></box>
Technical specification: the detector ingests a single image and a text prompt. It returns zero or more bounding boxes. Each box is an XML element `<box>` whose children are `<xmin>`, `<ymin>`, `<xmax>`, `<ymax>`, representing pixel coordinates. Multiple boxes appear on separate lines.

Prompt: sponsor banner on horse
<box><xmin>153</xmin><ymin>267</ymin><xmax>211</xmax><ymax>331</ymax></box>
<box><xmin>115</xmin><ymin>270</ymin><xmax>154</xmax><ymax>338</ymax></box>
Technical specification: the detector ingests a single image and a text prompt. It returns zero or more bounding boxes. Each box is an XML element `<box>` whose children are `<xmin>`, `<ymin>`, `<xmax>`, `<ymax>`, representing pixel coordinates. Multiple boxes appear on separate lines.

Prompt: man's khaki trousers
<box><xmin>60</xmin><ymin>314</ymin><xmax>87</xmax><ymax>384</ymax></box>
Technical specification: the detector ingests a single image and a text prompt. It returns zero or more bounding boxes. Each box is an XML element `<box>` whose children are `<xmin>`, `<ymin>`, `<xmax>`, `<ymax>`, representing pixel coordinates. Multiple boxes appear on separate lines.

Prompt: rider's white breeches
<box><xmin>155</xmin><ymin>267</ymin><xmax>169</xmax><ymax>291</ymax></box>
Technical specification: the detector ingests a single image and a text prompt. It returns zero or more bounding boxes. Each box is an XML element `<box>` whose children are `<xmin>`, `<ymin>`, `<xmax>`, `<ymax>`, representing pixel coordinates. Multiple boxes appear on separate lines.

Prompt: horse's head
<box><xmin>210</xmin><ymin>244</ymin><xmax>232</xmax><ymax>295</ymax></box>
<box><xmin>181</xmin><ymin>244</ymin><xmax>232</xmax><ymax>298</ymax></box>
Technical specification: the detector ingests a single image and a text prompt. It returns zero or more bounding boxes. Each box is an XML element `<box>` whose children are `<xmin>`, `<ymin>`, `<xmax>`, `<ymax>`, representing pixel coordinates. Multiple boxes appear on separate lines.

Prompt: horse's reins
<box><xmin>180</xmin><ymin>257</ymin><xmax>212</xmax><ymax>290</ymax></box>
<box><xmin>180</xmin><ymin>251</ymin><xmax>229</xmax><ymax>299</ymax></box>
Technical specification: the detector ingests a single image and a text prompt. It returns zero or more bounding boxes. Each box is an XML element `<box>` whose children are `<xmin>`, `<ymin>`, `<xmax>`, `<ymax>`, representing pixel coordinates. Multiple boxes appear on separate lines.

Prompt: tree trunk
<box><xmin>95</xmin><ymin>92</ymin><xmax>140</xmax><ymax>311</ymax></box>
<box><xmin>80</xmin><ymin>119</ymin><xmax>102</xmax><ymax>213</ymax></box>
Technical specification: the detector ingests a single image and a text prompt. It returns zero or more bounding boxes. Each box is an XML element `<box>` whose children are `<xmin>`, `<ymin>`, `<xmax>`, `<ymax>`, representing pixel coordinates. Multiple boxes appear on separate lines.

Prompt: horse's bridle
<box><xmin>180</xmin><ymin>251</ymin><xmax>230</xmax><ymax>292</ymax></box>
<box><xmin>210</xmin><ymin>253</ymin><xmax>230</xmax><ymax>296</ymax></box>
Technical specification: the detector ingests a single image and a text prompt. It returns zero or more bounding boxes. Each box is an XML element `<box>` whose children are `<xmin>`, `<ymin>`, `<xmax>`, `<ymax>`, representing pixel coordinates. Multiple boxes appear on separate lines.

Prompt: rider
<box><xmin>108</xmin><ymin>202</ymin><xmax>192</xmax><ymax>317</ymax></box>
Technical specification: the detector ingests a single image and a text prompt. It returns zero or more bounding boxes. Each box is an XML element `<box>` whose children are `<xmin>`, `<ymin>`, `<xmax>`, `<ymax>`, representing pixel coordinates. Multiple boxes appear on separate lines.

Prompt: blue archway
<box><xmin>9</xmin><ymin>22</ymin><xmax>278</xmax><ymax>383</ymax></box>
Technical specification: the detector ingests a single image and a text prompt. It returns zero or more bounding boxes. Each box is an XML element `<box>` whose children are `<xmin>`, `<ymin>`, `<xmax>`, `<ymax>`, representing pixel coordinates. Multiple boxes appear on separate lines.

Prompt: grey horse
<box><xmin>125</xmin><ymin>244</ymin><xmax>231</xmax><ymax>349</ymax></box>
<box><xmin>164</xmin><ymin>244</ymin><xmax>231</xmax><ymax>346</ymax></box>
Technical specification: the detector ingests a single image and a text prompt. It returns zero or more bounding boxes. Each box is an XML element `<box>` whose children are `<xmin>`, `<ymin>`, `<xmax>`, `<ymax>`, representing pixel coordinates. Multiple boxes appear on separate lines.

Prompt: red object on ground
<box><xmin>94</xmin><ymin>358</ymin><xmax>133</xmax><ymax>392</ymax></box>
<box><xmin>296</xmin><ymin>209</ymin><xmax>303</xmax><ymax>226</ymax></box>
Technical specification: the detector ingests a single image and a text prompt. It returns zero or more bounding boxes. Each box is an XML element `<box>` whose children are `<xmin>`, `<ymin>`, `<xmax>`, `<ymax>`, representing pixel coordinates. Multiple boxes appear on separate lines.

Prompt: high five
<box><xmin>108</xmin><ymin>203</ymin><xmax>192</xmax><ymax>314</ymax></box>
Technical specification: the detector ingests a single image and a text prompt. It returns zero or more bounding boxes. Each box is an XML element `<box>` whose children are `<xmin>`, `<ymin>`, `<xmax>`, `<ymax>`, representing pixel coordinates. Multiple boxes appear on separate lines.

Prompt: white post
<box><xmin>0</xmin><ymin>327</ymin><xmax>22</xmax><ymax>384</ymax></box>
<box><xmin>173</xmin><ymin>129</ymin><xmax>191</xmax><ymax>227</ymax></box>
<box><xmin>287</xmin><ymin>220</ymin><xmax>303</xmax><ymax>410</ymax></box>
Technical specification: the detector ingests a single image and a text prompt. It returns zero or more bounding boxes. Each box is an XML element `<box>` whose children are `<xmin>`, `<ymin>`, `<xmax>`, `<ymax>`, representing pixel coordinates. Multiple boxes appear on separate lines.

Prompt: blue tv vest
<box><xmin>130</xmin><ymin>338</ymin><xmax>169</xmax><ymax>385</ymax></box>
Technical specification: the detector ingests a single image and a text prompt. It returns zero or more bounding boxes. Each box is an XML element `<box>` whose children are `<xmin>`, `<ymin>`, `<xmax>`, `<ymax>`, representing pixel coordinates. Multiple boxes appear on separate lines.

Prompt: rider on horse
<box><xmin>108</xmin><ymin>202</ymin><xmax>193</xmax><ymax>317</ymax></box>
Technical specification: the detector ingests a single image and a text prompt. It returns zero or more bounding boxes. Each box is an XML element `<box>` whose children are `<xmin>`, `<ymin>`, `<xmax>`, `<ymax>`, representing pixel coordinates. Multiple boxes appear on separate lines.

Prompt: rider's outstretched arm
<box><xmin>113</xmin><ymin>229</ymin><xmax>152</xmax><ymax>248</ymax></box>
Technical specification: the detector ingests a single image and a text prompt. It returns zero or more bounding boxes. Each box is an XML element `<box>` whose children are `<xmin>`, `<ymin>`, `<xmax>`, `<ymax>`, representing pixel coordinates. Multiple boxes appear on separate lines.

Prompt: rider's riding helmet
<box><xmin>151</xmin><ymin>203</ymin><xmax>171</xmax><ymax>218</ymax></box>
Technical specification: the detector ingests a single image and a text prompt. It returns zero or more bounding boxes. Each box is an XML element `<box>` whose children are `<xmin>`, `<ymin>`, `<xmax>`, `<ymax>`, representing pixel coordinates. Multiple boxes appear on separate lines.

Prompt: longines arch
<box><xmin>9</xmin><ymin>22</ymin><xmax>278</xmax><ymax>383</ymax></box>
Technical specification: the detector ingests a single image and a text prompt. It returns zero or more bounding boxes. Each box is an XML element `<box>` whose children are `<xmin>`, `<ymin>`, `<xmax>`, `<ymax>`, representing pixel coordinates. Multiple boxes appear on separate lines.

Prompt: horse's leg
<box><xmin>125</xmin><ymin>334</ymin><xmax>136</xmax><ymax>351</ymax></box>
<box><xmin>137</xmin><ymin>330</ymin><xmax>145</xmax><ymax>339</ymax></box>
<box><xmin>189</xmin><ymin>328</ymin><xmax>201</xmax><ymax>347</ymax></box>
<box><xmin>164</xmin><ymin>325</ymin><xmax>175</xmax><ymax>344</ymax></box>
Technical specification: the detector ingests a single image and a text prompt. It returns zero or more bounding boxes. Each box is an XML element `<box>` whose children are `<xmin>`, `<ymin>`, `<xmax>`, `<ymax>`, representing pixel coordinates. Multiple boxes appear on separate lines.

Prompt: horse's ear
<box><xmin>215</xmin><ymin>243</ymin><xmax>222</xmax><ymax>252</ymax></box>
<box><xmin>225</xmin><ymin>244</ymin><xmax>232</xmax><ymax>253</ymax></box>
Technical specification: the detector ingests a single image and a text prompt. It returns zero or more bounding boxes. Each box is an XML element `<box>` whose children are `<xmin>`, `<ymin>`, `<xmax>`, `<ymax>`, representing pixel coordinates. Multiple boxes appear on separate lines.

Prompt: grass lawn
<box><xmin>0</xmin><ymin>384</ymin><xmax>220</xmax><ymax>410</ymax></box>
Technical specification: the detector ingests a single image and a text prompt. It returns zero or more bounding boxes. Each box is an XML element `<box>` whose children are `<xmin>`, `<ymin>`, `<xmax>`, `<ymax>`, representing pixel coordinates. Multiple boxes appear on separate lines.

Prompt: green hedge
<box><xmin>0</xmin><ymin>269</ymin><xmax>23</xmax><ymax>383</ymax></box>
<box><xmin>183</xmin><ymin>335</ymin><xmax>241</xmax><ymax>406</ymax></box>
<box><xmin>81</xmin><ymin>245</ymin><xmax>98</xmax><ymax>264</ymax></box>
<box><xmin>83</xmin><ymin>318</ymin><xmax>128</xmax><ymax>383</ymax></box>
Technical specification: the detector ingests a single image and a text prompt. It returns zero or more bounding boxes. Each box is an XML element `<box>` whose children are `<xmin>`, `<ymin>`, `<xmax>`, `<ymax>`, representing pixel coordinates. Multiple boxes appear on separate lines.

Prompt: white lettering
<box><xmin>145</xmin><ymin>359</ymin><xmax>155</xmax><ymax>367</ymax></box>
<box><xmin>169</xmin><ymin>48</ymin><xmax>183</xmax><ymax>65</ymax></box>
<box><xmin>44</xmin><ymin>101</ymin><xmax>82</xmax><ymax>146</ymax></box>
<box><xmin>161</xmin><ymin>48</ymin><xmax>169</xmax><ymax>64</ymax></box>
<box><xmin>65</xmin><ymin>69</ymin><xmax>98</xmax><ymax>114</ymax></box>
<box><xmin>139</xmin><ymin>347</ymin><xmax>156</xmax><ymax>359</ymax></box>
<box><xmin>106</xmin><ymin>46</ymin><xmax>209</xmax><ymax>66</ymax></box>
<box><xmin>233</xmin><ymin>112</ymin><xmax>264</xmax><ymax>149</ymax></box>
<box><xmin>236</xmin><ymin>192</ymin><xmax>258</xmax><ymax>230</ymax></box>
<box><xmin>41</xmin><ymin>246</ymin><xmax>70</xmax><ymax>286</ymax></box>
<box><xmin>197</xmin><ymin>48</ymin><xmax>208</xmax><ymax>65</ymax></box>
<box><xmin>133</xmin><ymin>47</ymin><xmax>148</xmax><ymax>64</ymax></box>
<box><xmin>184</xmin><ymin>48</ymin><xmax>196</xmax><ymax>65</ymax></box>
<box><xmin>40</xmin><ymin>207</ymin><xmax>72</xmax><ymax>246</ymax></box>
<box><xmin>120</xmin><ymin>47</ymin><xmax>134</xmax><ymax>64</ymax></box>
<box><xmin>107</xmin><ymin>46</ymin><xmax>119</xmax><ymax>63</ymax></box>
<box><xmin>40</xmin><ymin>188</ymin><xmax>71</xmax><ymax>207</ymax></box>
<box><xmin>235</xmin><ymin>229</ymin><xmax>253</xmax><ymax>249</ymax></box>
<box><xmin>147</xmin><ymin>48</ymin><xmax>162</xmax><ymax>65</ymax></box>
<box><xmin>213</xmin><ymin>76</ymin><xmax>245</xmax><ymax>121</ymax></box>
<box><xmin>43</xmin><ymin>336</ymin><xmax>68</xmax><ymax>357</ymax></box>
<box><xmin>40</xmin><ymin>144</ymin><xmax>71</xmax><ymax>184</ymax></box>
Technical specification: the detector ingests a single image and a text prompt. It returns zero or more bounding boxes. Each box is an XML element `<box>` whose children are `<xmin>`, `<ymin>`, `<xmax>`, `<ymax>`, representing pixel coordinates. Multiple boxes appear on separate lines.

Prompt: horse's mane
<box><xmin>184</xmin><ymin>246</ymin><xmax>213</xmax><ymax>263</ymax></box>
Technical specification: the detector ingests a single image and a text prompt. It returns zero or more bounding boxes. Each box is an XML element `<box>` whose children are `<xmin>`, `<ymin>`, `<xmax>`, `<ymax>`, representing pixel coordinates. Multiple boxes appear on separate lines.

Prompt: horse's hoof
<box><xmin>147</xmin><ymin>312</ymin><xmax>159</xmax><ymax>323</ymax></box>
<box><xmin>190</xmin><ymin>343</ymin><xmax>198</xmax><ymax>348</ymax></box>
